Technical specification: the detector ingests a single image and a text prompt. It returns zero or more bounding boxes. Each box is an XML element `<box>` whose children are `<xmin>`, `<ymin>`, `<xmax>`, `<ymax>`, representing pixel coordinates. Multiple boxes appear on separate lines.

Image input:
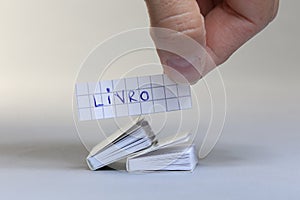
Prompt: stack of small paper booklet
<box><xmin>86</xmin><ymin>119</ymin><xmax>198</xmax><ymax>172</ymax></box>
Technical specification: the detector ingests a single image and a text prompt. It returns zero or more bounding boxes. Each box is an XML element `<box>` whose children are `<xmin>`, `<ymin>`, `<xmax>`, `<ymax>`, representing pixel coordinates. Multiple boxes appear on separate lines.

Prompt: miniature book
<box><xmin>87</xmin><ymin>118</ymin><xmax>198</xmax><ymax>172</ymax></box>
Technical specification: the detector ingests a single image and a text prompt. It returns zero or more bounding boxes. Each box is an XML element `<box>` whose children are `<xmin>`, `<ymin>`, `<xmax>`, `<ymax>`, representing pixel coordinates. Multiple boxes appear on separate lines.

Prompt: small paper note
<box><xmin>75</xmin><ymin>74</ymin><xmax>192</xmax><ymax>121</ymax></box>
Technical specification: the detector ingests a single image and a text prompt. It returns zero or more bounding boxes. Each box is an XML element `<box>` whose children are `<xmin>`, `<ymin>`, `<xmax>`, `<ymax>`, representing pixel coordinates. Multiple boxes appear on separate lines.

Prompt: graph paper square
<box><xmin>141</xmin><ymin>101</ymin><xmax>154</xmax><ymax>114</ymax></box>
<box><xmin>127</xmin><ymin>90</ymin><xmax>140</xmax><ymax>104</ymax></box>
<box><xmin>103</xmin><ymin>106</ymin><xmax>115</xmax><ymax>118</ymax></box>
<box><xmin>91</xmin><ymin>94</ymin><xmax>103</xmax><ymax>107</ymax></box>
<box><xmin>88</xmin><ymin>82</ymin><xmax>101</xmax><ymax>94</ymax></box>
<box><xmin>92</xmin><ymin>107</ymin><xmax>104</xmax><ymax>120</ymax></box>
<box><xmin>79</xmin><ymin>108</ymin><xmax>92</xmax><ymax>121</ymax></box>
<box><xmin>153</xmin><ymin>99</ymin><xmax>167</xmax><ymax>113</ymax></box>
<box><xmin>139</xmin><ymin>88</ymin><xmax>153</xmax><ymax>101</ymax></box>
<box><xmin>177</xmin><ymin>84</ymin><xmax>191</xmax><ymax>97</ymax></box>
<box><xmin>166</xmin><ymin>98</ymin><xmax>180</xmax><ymax>111</ymax></box>
<box><xmin>114</xmin><ymin>91</ymin><xmax>128</xmax><ymax>105</ymax></box>
<box><xmin>151</xmin><ymin>74</ymin><xmax>164</xmax><ymax>86</ymax></box>
<box><xmin>116</xmin><ymin>104</ymin><xmax>129</xmax><ymax>117</ymax></box>
<box><xmin>128</xmin><ymin>103</ymin><xmax>142</xmax><ymax>116</ymax></box>
<box><xmin>125</xmin><ymin>77</ymin><xmax>138</xmax><ymax>90</ymax></box>
<box><xmin>165</xmin><ymin>85</ymin><xmax>178</xmax><ymax>98</ymax></box>
<box><xmin>75</xmin><ymin>74</ymin><xmax>192</xmax><ymax>121</ymax></box>
<box><xmin>76</xmin><ymin>83</ymin><xmax>89</xmax><ymax>96</ymax></box>
<box><xmin>100</xmin><ymin>80</ymin><xmax>113</xmax><ymax>93</ymax></box>
<box><xmin>163</xmin><ymin>75</ymin><xmax>175</xmax><ymax>86</ymax></box>
<box><xmin>179</xmin><ymin>96</ymin><xmax>192</xmax><ymax>110</ymax></box>
<box><xmin>113</xmin><ymin>79</ymin><xmax>126</xmax><ymax>91</ymax></box>
<box><xmin>77</xmin><ymin>96</ymin><xmax>90</xmax><ymax>108</ymax></box>
<box><xmin>152</xmin><ymin>86</ymin><xmax>165</xmax><ymax>100</ymax></box>
<box><xmin>138</xmin><ymin>76</ymin><xmax>151</xmax><ymax>89</ymax></box>
<box><xmin>102</xmin><ymin>93</ymin><xmax>115</xmax><ymax>105</ymax></box>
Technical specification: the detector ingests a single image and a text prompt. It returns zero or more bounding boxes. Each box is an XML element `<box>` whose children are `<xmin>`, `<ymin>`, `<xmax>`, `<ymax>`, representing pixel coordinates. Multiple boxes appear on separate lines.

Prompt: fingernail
<box><xmin>165</xmin><ymin>56</ymin><xmax>200</xmax><ymax>84</ymax></box>
<box><xmin>166</xmin><ymin>56</ymin><xmax>192</xmax><ymax>69</ymax></box>
<box><xmin>164</xmin><ymin>69</ymin><xmax>190</xmax><ymax>84</ymax></box>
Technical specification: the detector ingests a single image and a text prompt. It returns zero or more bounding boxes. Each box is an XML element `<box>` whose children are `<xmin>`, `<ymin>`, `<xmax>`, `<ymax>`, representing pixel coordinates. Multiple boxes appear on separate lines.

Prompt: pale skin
<box><xmin>145</xmin><ymin>0</ymin><xmax>279</xmax><ymax>84</ymax></box>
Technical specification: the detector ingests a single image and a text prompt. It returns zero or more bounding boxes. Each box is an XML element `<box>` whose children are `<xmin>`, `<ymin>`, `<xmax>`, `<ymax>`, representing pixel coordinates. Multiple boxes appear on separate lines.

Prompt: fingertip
<box><xmin>163</xmin><ymin>58</ymin><xmax>202</xmax><ymax>85</ymax></box>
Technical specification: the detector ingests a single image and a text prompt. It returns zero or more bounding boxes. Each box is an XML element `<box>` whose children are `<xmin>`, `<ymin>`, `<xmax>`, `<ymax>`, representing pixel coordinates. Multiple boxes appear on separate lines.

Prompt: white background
<box><xmin>0</xmin><ymin>1</ymin><xmax>299</xmax><ymax>199</ymax></box>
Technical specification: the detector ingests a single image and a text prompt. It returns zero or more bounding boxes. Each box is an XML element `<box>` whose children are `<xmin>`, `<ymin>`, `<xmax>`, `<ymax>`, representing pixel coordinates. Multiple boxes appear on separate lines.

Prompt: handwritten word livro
<box><xmin>93</xmin><ymin>88</ymin><xmax>151</xmax><ymax>107</ymax></box>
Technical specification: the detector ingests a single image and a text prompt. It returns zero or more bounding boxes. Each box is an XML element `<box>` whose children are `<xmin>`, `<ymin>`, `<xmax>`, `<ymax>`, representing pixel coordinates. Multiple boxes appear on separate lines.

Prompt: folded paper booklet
<box><xmin>87</xmin><ymin>118</ymin><xmax>198</xmax><ymax>172</ymax></box>
<box><xmin>126</xmin><ymin>145</ymin><xmax>197</xmax><ymax>172</ymax></box>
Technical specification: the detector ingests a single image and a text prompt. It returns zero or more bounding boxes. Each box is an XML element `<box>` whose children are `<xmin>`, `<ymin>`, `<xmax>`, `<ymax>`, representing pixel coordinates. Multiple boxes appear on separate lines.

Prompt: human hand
<box><xmin>145</xmin><ymin>0</ymin><xmax>279</xmax><ymax>84</ymax></box>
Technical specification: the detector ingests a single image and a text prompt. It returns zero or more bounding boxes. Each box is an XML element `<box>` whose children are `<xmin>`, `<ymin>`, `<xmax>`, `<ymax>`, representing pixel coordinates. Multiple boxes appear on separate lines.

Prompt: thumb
<box><xmin>145</xmin><ymin>0</ymin><xmax>207</xmax><ymax>84</ymax></box>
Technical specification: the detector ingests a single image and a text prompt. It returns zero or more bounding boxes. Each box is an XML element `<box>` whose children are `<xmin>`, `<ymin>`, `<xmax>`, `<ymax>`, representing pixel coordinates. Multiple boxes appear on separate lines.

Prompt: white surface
<box><xmin>0</xmin><ymin>1</ymin><xmax>299</xmax><ymax>200</ymax></box>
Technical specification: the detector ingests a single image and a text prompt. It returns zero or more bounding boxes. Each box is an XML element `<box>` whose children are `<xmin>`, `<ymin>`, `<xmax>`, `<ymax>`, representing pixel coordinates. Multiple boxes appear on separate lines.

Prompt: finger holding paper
<box><xmin>145</xmin><ymin>0</ymin><xmax>279</xmax><ymax>84</ymax></box>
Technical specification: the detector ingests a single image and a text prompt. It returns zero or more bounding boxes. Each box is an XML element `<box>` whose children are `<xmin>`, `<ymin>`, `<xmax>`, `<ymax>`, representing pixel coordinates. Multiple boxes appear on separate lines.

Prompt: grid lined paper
<box><xmin>76</xmin><ymin>74</ymin><xmax>192</xmax><ymax>121</ymax></box>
